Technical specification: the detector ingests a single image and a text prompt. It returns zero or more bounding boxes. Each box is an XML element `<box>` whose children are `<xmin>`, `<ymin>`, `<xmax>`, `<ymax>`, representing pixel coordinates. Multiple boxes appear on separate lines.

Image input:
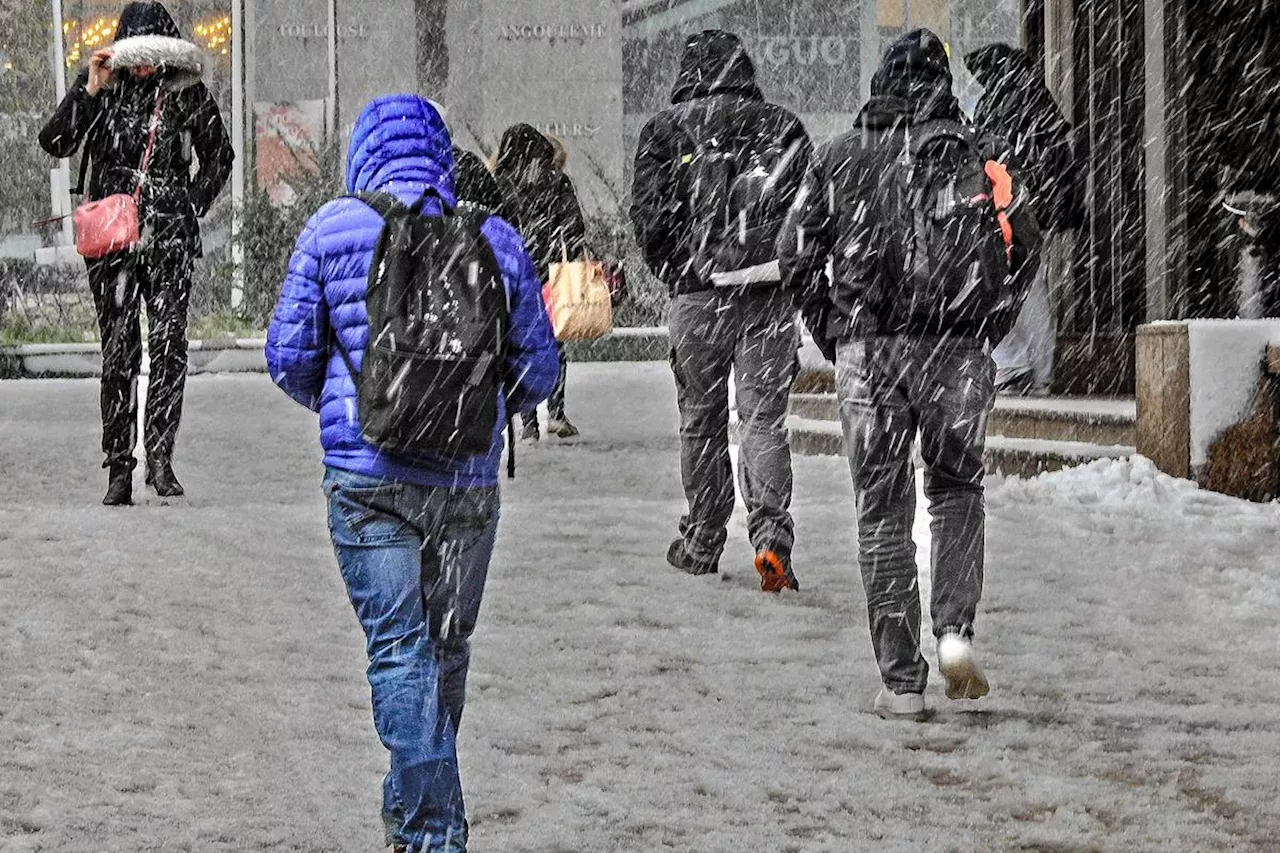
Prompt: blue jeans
<box><xmin>324</xmin><ymin>467</ymin><xmax>500</xmax><ymax>853</ymax></box>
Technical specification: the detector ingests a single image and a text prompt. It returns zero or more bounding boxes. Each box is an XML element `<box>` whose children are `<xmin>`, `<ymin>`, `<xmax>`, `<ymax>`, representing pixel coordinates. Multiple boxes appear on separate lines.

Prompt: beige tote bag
<box><xmin>544</xmin><ymin>243</ymin><xmax>614</xmax><ymax>342</ymax></box>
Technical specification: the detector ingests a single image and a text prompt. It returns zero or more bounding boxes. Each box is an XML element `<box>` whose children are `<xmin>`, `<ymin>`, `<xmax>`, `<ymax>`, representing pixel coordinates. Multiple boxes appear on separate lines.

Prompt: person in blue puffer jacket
<box><xmin>265</xmin><ymin>94</ymin><xmax>557</xmax><ymax>853</ymax></box>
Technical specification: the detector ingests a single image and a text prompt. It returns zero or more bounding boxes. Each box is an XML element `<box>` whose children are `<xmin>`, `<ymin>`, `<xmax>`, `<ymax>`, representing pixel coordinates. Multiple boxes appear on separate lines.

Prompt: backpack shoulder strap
<box><xmin>347</xmin><ymin>191</ymin><xmax>405</xmax><ymax>220</ymax></box>
<box><xmin>907</xmin><ymin>119</ymin><xmax>972</xmax><ymax>158</ymax></box>
<box><xmin>453</xmin><ymin>202</ymin><xmax>491</xmax><ymax>233</ymax></box>
<box><xmin>330</xmin><ymin>192</ymin><xmax>403</xmax><ymax>385</ymax></box>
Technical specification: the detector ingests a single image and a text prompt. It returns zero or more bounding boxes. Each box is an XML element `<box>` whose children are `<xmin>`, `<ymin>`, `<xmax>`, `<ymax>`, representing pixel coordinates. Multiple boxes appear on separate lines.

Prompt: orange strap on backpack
<box><xmin>984</xmin><ymin>160</ymin><xmax>1015</xmax><ymax>262</ymax></box>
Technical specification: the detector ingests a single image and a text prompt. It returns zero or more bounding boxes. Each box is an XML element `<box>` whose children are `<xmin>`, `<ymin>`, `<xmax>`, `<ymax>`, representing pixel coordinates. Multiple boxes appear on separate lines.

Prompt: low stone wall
<box><xmin>564</xmin><ymin>327</ymin><xmax>668</xmax><ymax>363</ymax></box>
<box><xmin>0</xmin><ymin>328</ymin><xmax>673</xmax><ymax>379</ymax></box>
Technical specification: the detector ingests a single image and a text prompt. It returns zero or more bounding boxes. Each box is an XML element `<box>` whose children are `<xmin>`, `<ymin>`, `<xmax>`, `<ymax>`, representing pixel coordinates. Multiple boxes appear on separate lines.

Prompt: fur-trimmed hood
<box><xmin>107</xmin><ymin>35</ymin><xmax>205</xmax><ymax>92</ymax></box>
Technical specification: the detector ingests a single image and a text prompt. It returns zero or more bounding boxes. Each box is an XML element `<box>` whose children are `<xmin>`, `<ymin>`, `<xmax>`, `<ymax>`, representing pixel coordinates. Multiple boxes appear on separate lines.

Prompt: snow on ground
<box><xmin>2</xmin><ymin>364</ymin><xmax>1279</xmax><ymax>853</ymax></box>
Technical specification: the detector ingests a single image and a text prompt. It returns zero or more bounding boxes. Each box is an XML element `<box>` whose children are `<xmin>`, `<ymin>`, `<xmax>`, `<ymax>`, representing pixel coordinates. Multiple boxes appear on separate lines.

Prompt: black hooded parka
<box><xmin>965</xmin><ymin>43</ymin><xmax>1079</xmax><ymax>233</ymax></box>
<box><xmin>492</xmin><ymin>124</ymin><xmax>587</xmax><ymax>282</ymax></box>
<box><xmin>630</xmin><ymin>29</ymin><xmax>812</xmax><ymax>296</ymax></box>
<box><xmin>39</xmin><ymin>2</ymin><xmax>234</xmax><ymax>253</ymax></box>
<box><xmin>779</xmin><ymin>29</ymin><xmax>980</xmax><ymax>351</ymax></box>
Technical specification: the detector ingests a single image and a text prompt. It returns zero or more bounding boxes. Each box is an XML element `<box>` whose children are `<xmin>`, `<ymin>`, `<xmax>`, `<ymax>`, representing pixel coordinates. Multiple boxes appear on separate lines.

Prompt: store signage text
<box><xmin>533</xmin><ymin>122</ymin><xmax>602</xmax><ymax>140</ymax></box>
<box><xmin>499</xmin><ymin>23</ymin><xmax>609</xmax><ymax>41</ymax></box>
<box><xmin>278</xmin><ymin>23</ymin><xmax>372</xmax><ymax>39</ymax></box>
<box><xmin>752</xmin><ymin>36</ymin><xmax>850</xmax><ymax>68</ymax></box>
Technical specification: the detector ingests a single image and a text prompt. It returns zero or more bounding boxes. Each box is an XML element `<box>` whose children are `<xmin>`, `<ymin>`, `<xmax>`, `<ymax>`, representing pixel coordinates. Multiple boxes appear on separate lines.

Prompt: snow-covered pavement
<box><xmin>2</xmin><ymin>364</ymin><xmax>1279</xmax><ymax>852</ymax></box>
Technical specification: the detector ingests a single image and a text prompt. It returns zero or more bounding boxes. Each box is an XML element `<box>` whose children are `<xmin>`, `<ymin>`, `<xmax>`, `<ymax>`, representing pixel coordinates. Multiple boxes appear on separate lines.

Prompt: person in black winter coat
<box><xmin>453</xmin><ymin>144</ymin><xmax>518</xmax><ymax>225</ymax></box>
<box><xmin>492</xmin><ymin>123</ymin><xmax>588</xmax><ymax>441</ymax></box>
<box><xmin>39</xmin><ymin>1</ymin><xmax>233</xmax><ymax>506</ymax></box>
<box><xmin>780</xmin><ymin>29</ymin><xmax>1032</xmax><ymax>720</ymax></box>
<box><xmin>631</xmin><ymin>29</ymin><xmax>811</xmax><ymax>593</ymax></box>
<box><xmin>966</xmin><ymin>43</ymin><xmax>1077</xmax><ymax>394</ymax></box>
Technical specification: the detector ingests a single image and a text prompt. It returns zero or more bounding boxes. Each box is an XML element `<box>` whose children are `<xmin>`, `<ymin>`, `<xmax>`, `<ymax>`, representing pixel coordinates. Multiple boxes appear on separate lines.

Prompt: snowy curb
<box><xmin>0</xmin><ymin>337</ymin><xmax>269</xmax><ymax>379</ymax></box>
<box><xmin>0</xmin><ymin>329</ymin><xmax>674</xmax><ymax>379</ymax></box>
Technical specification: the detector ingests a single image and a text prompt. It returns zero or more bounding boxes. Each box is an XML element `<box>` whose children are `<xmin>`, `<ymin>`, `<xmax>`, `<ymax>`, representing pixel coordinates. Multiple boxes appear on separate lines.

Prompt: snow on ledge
<box><xmin>1186</xmin><ymin>319</ymin><xmax>1280</xmax><ymax>469</ymax></box>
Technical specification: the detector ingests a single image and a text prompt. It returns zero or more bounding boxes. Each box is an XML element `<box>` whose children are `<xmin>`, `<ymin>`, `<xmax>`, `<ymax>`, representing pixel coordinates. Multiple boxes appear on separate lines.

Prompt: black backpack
<box><xmin>872</xmin><ymin>119</ymin><xmax>1042</xmax><ymax>341</ymax></box>
<box><xmin>334</xmin><ymin>190</ymin><xmax>511</xmax><ymax>464</ymax></box>
<box><xmin>678</xmin><ymin>121</ymin><xmax>801</xmax><ymax>283</ymax></box>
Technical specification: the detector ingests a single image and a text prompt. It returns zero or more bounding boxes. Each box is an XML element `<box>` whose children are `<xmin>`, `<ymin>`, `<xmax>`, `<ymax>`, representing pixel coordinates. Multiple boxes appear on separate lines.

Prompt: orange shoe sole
<box><xmin>754</xmin><ymin>550</ymin><xmax>798</xmax><ymax>593</ymax></box>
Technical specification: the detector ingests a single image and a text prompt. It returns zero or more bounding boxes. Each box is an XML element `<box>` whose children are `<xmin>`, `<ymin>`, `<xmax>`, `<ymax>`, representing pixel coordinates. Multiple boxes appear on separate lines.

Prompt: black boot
<box><xmin>145</xmin><ymin>459</ymin><xmax>184</xmax><ymax>497</ymax></box>
<box><xmin>103</xmin><ymin>463</ymin><xmax>133</xmax><ymax>506</ymax></box>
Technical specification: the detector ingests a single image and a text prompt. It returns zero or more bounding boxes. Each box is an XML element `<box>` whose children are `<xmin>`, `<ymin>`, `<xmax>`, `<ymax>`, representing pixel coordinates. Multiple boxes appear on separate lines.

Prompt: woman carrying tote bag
<box><xmin>39</xmin><ymin>2</ymin><xmax>234</xmax><ymax>506</ymax></box>
<box><xmin>492</xmin><ymin>124</ymin><xmax>589</xmax><ymax>442</ymax></box>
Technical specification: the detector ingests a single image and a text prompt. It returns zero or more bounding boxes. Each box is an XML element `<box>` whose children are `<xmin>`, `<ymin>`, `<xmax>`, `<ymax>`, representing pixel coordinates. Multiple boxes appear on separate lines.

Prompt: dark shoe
<box><xmin>666</xmin><ymin>539</ymin><xmax>718</xmax><ymax>576</ymax></box>
<box><xmin>146</xmin><ymin>460</ymin><xmax>184</xmax><ymax>497</ymax></box>
<box><xmin>103</xmin><ymin>463</ymin><xmax>133</xmax><ymax>506</ymax></box>
<box><xmin>520</xmin><ymin>416</ymin><xmax>541</xmax><ymax>444</ymax></box>
<box><xmin>754</xmin><ymin>549</ymin><xmax>800</xmax><ymax>592</ymax></box>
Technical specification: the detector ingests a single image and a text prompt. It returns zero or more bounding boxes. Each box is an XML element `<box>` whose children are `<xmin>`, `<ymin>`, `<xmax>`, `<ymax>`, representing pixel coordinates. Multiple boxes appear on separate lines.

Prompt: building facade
<box><xmin>21</xmin><ymin>1</ymin><xmax>1271</xmax><ymax>396</ymax></box>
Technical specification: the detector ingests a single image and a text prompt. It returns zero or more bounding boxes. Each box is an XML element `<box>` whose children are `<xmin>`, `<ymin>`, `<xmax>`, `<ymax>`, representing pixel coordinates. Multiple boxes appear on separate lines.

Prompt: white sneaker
<box><xmin>873</xmin><ymin>688</ymin><xmax>930</xmax><ymax>722</ymax></box>
<box><xmin>937</xmin><ymin>633</ymin><xmax>990</xmax><ymax>700</ymax></box>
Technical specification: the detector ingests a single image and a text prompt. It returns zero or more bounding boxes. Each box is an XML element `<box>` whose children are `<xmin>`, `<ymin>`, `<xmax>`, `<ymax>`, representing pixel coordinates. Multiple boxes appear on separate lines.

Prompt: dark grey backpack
<box><xmin>334</xmin><ymin>190</ymin><xmax>511</xmax><ymax>462</ymax></box>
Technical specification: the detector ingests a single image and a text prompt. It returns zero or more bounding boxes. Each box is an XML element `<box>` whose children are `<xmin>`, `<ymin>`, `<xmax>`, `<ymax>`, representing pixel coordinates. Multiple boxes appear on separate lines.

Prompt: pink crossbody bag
<box><xmin>74</xmin><ymin>89</ymin><xmax>165</xmax><ymax>259</ymax></box>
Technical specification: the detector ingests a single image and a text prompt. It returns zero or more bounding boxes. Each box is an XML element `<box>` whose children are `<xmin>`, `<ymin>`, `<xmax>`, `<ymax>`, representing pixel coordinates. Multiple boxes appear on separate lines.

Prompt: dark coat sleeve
<box><xmin>38</xmin><ymin>70</ymin><xmax>101</xmax><ymax>159</ymax></box>
<box><xmin>763</xmin><ymin>112</ymin><xmax>815</xmax><ymax>232</ymax></box>
<box><xmin>778</xmin><ymin>145</ymin><xmax>839</xmax><ymax>362</ymax></box>
<box><xmin>185</xmin><ymin>83</ymin><xmax>234</xmax><ymax>217</ymax></box>
<box><xmin>630</xmin><ymin>112</ymin><xmax>693</xmax><ymax>289</ymax></box>
<box><xmin>552</xmin><ymin>172</ymin><xmax>588</xmax><ymax>261</ymax></box>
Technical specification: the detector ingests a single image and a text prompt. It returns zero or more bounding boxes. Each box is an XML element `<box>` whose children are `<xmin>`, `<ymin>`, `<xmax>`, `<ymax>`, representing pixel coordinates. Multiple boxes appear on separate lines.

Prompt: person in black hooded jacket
<box><xmin>492</xmin><ymin>123</ymin><xmax>588</xmax><ymax>441</ymax></box>
<box><xmin>39</xmin><ymin>1</ymin><xmax>233</xmax><ymax>506</ymax></box>
<box><xmin>966</xmin><ymin>43</ymin><xmax>1077</xmax><ymax>394</ymax></box>
<box><xmin>780</xmin><ymin>29</ymin><xmax>1026</xmax><ymax>721</ymax></box>
<box><xmin>453</xmin><ymin>144</ymin><xmax>518</xmax><ymax>226</ymax></box>
<box><xmin>630</xmin><ymin>29</ymin><xmax>812</xmax><ymax>594</ymax></box>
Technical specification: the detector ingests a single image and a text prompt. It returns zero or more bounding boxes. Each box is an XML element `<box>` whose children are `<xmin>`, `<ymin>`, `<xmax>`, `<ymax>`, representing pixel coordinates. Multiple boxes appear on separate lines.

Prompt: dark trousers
<box><xmin>668</xmin><ymin>288</ymin><xmax>799</xmax><ymax>565</ymax></box>
<box><xmin>86</xmin><ymin>248</ymin><xmax>193</xmax><ymax>469</ymax></box>
<box><xmin>523</xmin><ymin>341</ymin><xmax>567</xmax><ymax>423</ymax></box>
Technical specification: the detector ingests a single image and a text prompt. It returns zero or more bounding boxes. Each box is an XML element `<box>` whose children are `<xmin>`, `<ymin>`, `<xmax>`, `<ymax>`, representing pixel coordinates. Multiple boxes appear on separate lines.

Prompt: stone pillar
<box><xmin>1143</xmin><ymin>0</ymin><xmax>1170</xmax><ymax>321</ymax></box>
<box><xmin>447</xmin><ymin>0</ymin><xmax>624</xmax><ymax>213</ymax></box>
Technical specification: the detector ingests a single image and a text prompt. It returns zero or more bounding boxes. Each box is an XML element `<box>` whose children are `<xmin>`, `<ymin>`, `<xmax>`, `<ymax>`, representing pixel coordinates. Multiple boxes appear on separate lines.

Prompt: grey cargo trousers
<box><xmin>836</xmin><ymin>336</ymin><xmax>995</xmax><ymax>694</ymax></box>
<box><xmin>668</xmin><ymin>288</ymin><xmax>800</xmax><ymax>567</ymax></box>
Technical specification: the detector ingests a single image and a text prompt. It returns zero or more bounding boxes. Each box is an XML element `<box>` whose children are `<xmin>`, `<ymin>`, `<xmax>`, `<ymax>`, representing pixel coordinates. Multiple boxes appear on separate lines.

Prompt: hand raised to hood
<box><xmin>86</xmin><ymin>49</ymin><xmax>114</xmax><ymax>96</ymax></box>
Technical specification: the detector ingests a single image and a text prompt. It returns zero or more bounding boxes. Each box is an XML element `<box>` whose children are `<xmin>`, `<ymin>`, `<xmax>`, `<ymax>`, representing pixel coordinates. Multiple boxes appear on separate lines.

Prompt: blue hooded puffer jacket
<box><xmin>266</xmin><ymin>94</ymin><xmax>559</xmax><ymax>488</ymax></box>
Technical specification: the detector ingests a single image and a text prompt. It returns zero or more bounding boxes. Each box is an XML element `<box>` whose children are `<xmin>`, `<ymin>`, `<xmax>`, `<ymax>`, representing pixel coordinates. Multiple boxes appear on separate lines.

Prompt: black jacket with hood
<box><xmin>492</xmin><ymin>124</ymin><xmax>587</xmax><ymax>282</ymax></box>
<box><xmin>39</xmin><ymin>2</ymin><xmax>234</xmax><ymax>254</ymax></box>
<box><xmin>780</xmin><ymin>29</ymin><xmax>988</xmax><ymax>354</ymax></box>
<box><xmin>630</xmin><ymin>29</ymin><xmax>812</xmax><ymax>296</ymax></box>
<box><xmin>966</xmin><ymin>44</ymin><xmax>1079</xmax><ymax>232</ymax></box>
<box><xmin>453</xmin><ymin>145</ymin><xmax>519</xmax><ymax>225</ymax></box>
